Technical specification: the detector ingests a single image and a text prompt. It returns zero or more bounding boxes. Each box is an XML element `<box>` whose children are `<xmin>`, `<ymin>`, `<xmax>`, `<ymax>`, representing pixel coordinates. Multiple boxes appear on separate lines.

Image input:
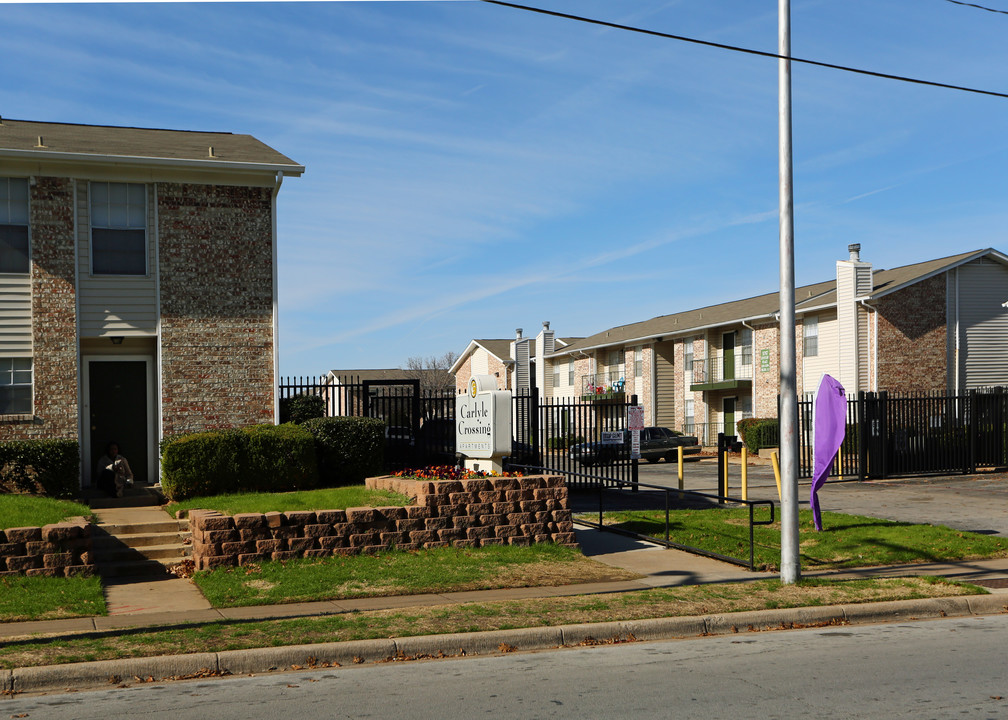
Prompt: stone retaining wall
<box><xmin>0</xmin><ymin>517</ymin><xmax>94</xmax><ymax>577</ymax></box>
<box><xmin>188</xmin><ymin>474</ymin><xmax>576</xmax><ymax>570</ymax></box>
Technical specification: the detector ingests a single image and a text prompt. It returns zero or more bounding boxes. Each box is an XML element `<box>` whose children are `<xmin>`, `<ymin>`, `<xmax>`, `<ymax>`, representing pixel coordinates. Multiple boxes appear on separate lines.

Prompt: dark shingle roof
<box><xmin>0</xmin><ymin>118</ymin><xmax>302</xmax><ymax>173</ymax></box>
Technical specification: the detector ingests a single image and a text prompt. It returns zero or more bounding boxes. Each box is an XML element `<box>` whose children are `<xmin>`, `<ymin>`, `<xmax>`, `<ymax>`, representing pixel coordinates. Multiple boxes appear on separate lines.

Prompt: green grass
<box><xmin>591</xmin><ymin>508</ymin><xmax>1008</xmax><ymax>571</ymax></box>
<box><xmin>0</xmin><ymin>575</ymin><xmax>106</xmax><ymax>622</ymax></box>
<box><xmin>192</xmin><ymin>543</ymin><xmax>614</xmax><ymax>607</ymax></box>
<box><xmin>0</xmin><ymin>576</ymin><xmax>983</xmax><ymax>669</ymax></box>
<box><xmin>0</xmin><ymin>495</ymin><xmax>93</xmax><ymax>530</ymax></box>
<box><xmin>167</xmin><ymin>485</ymin><xmax>412</xmax><ymax>518</ymax></box>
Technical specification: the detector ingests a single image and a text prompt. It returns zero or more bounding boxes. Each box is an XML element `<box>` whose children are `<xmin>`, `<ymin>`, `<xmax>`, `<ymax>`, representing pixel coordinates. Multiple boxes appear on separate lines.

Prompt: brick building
<box><xmin>545</xmin><ymin>246</ymin><xmax>1008</xmax><ymax>445</ymax></box>
<box><xmin>0</xmin><ymin>118</ymin><xmax>303</xmax><ymax>485</ymax></box>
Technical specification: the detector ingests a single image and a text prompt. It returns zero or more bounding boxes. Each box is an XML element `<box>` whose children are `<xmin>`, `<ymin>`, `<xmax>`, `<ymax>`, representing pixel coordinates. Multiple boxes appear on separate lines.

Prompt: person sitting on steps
<box><xmin>97</xmin><ymin>441</ymin><xmax>134</xmax><ymax>498</ymax></box>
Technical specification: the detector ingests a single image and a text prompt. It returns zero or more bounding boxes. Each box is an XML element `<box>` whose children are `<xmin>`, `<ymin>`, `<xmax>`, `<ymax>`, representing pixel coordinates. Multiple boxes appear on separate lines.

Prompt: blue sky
<box><xmin>4</xmin><ymin>0</ymin><xmax>1007</xmax><ymax>376</ymax></box>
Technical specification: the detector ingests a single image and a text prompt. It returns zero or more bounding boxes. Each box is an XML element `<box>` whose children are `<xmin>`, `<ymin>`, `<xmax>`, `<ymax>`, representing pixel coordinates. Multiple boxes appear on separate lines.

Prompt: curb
<box><xmin>6</xmin><ymin>594</ymin><xmax>1007</xmax><ymax>697</ymax></box>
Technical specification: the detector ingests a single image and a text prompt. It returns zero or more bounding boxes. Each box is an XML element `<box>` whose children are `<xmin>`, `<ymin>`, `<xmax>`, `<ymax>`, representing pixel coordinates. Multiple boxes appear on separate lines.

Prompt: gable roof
<box><xmin>449</xmin><ymin>336</ymin><xmax>580</xmax><ymax>375</ymax></box>
<box><xmin>327</xmin><ymin>369</ymin><xmax>419</xmax><ymax>383</ymax></box>
<box><xmin>0</xmin><ymin>118</ymin><xmax>303</xmax><ymax>175</ymax></box>
<box><xmin>552</xmin><ymin>248</ymin><xmax>1006</xmax><ymax>357</ymax></box>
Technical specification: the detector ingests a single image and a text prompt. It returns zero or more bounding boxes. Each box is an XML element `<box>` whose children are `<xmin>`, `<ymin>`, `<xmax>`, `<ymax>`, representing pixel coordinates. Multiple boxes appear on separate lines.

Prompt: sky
<box><xmin>3</xmin><ymin>0</ymin><xmax>1007</xmax><ymax>376</ymax></box>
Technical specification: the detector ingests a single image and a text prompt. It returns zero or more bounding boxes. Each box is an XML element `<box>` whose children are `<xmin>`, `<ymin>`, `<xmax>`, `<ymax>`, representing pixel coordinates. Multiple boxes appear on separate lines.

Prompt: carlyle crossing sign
<box><xmin>456</xmin><ymin>375</ymin><xmax>512</xmax><ymax>461</ymax></box>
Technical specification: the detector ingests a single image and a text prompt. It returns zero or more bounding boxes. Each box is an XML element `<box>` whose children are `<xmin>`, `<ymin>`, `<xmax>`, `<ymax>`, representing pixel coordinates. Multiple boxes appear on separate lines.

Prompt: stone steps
<box><xmin>92</xmin><ymin>518</ymin><xmax>191</xmax><ymax>578</ymax></box>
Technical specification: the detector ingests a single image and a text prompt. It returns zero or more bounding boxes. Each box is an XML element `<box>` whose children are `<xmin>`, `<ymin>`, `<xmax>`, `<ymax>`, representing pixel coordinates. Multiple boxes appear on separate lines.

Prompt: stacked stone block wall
<box><xmin>0</xmin><ymin>517</ymin><xmax>94</xmax><ymax>577</ymax></box>
<box><xmin>158</xmin><ymin>183</ymin><xmax>275</xmax><ymax>436</ymax></box>
<box><xmin>188</xmin><ymin>475</ymin><xmax>577</xmax><ymax>570</ymax></box>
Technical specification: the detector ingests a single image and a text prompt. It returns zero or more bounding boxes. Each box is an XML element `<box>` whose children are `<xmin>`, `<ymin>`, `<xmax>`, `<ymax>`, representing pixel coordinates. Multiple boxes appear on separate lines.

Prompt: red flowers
<box><xmin>392</xmin><ymin>465</ymin><xmax>524</xmax><ymax>480</ymax></box>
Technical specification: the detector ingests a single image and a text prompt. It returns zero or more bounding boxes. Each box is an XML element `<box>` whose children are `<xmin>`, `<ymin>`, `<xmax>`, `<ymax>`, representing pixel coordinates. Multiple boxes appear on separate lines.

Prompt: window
<box><xmin>684</xmin><ymin>338</ymin><xmax>694</xmax><ymax>378</ymax></box>
<box><xmin>634</xmin><ymin>347</ymin><xmax>643</xmax><ymax>378</ymax></box>
<box><xmin>0</xmin><ymin>178</ymin><xmax>30</xmax><ymax>274</ymax></box>
<box><xmin>568</xmin><ymin>359</ymin><xmax>574</xmax><ymax>386</ymax></box>
<box><xmin>552</xmin><ymin>361</ymin><xmax>560</xmax><ymax>388</ymax></box>
<box><xmin>739</xmin><ymin>328</ymin><xmax>753</xmax><ymax>367</ymax></box>
<box><xmin>803</xmin><ymin>315</ymin><xmax>819</xmax><ymax>357</ymax></box>
<box><xmin>0</xmin><ymin>357</ymin><xmax>32</xmax><ymax>415</ymax></box>
<box><xmin>90</xmin><ymin>182</ymin><xmax>147</xmax><ymax>275</ymax></box>
<box><xmin>684</xmin><ymin>399</ymin><xmax>695</xmax><ymax>430</ymax></box>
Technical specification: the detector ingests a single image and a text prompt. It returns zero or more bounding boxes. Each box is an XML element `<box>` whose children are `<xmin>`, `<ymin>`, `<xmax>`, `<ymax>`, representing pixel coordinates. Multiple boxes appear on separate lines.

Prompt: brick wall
<box><xmin>188</xmin><ymin>474</ymin><xmax>577</xmax><ymax>570</ymax></box>
<box><xmin>752</xmin><ymin>322</ymin><xmax>779</xmax><ymax>417</ymax></box>
<box><xmin>158</xmin><ymin>183</ymin><xmax>275</xmax><ymax>436</ymax></box>
<box><xmin>876</xmin><ymin>274</ymin><xmax>947</xmax><ymax>393</ymax></box>
<box><xmin>0</xmin><ymin>517</ymin><xmax>93</xmax><ymax>577</ymax></box>
<box><xmin>0</xmin><ymin>177</ymin><xmax>79</xmax><ymax>441</ymax></box>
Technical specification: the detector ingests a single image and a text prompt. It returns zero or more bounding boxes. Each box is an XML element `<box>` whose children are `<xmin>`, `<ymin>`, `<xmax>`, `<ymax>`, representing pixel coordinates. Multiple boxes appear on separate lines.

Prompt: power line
<box><xmin>944</xmin><ymin>0</ymin><xmax>1008</xmax><ymax>16</ymax></box>
<box><xmin>479</xmin><ymin>0</ymin><xmax>1008</xmax><ymax>100</ymax></box>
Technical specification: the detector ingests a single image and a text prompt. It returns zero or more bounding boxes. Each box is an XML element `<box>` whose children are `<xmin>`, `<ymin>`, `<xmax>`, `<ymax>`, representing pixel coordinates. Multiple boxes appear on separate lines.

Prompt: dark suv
<box><xmin>570</xmin><ymin>427</ymin><xmax>701</xmax><ymax>466</ymax></box>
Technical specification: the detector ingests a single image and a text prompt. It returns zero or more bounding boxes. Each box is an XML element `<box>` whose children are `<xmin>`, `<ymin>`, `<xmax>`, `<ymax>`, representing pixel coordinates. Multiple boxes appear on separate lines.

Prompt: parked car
<box><xmin>570</xmin><ymin>427</ymin><xmax>700</xmax><ymax>466</ymax></box>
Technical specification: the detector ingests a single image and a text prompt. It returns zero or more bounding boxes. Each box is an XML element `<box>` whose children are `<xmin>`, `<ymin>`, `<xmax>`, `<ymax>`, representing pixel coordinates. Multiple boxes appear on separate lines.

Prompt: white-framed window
<box><xmin>568</xmin><ymin>359</ymin><xmax>575</xmax><ymax>386</ymax></box>
<box><xmin>0</xmin><ymin>178</ymin><xmax>30</xmax><ymax>274</ymax></box>
<box><xmin>552</xmin><ymin>361</ymin><xmax>560</xmax><ymax>388</ymax></box>
<box><xmin>634</xmin><ymin>347</ymin><xmax>643</xmax><ymax>378</ymax></box>
<box><xmin>684</xmin><ymin>338</ymin><xmax>694</xmax><ymax>378</ymax></box>
<box><xmin>803</xmin><ymin>315</ymin><xmax>819</xmax><ymax>357</ymax></box>
<box><xmin>0</xmin><ymin>357</ymin><xmax>32</xmax><ymax>415</ymax></box>
<box><xmin>739</xmin><ymin>394</ymin><xmax>753</xmax><ymax>419</ymax></box>
<box><xmin>90</xmin><ymin>182</ymin><xmax>147</xmax><ymax>275</ymax></box>
<box><xmin>739</xmin><ymin>327</ymin><xmax>753</xmax><ymax>368</ymax></box>
<box><xmin>685</xmin><ymin>399</ymin><xmax>695</xmax><ymax>430</ymax></box>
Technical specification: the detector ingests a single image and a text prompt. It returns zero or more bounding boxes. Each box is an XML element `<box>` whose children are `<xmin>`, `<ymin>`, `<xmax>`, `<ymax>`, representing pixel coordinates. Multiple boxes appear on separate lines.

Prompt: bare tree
<box><xmin>404</xmin><ymin>351</ymin><xmax>459</xmax><ymax>395</ymax></box>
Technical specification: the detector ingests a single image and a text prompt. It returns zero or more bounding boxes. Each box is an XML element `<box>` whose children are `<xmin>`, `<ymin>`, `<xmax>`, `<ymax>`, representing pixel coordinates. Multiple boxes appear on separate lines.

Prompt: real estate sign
<box><xmin>456</xmin><ymin>375</ymin><xmax>512</xmax><ymax>459</ymax></box>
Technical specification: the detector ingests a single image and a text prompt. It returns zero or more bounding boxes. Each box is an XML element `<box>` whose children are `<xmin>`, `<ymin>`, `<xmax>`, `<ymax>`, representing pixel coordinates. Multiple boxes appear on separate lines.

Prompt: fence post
<box><xmin>969</xmin><ymin>389</ymin><xmax>978</xmax><ymax>474</ymax></box>
<box><xmin>717</xmin><ymin>432</ymin><xmax>726</xmax><ymax>503</ymax></box>
<box><xmin>857</xmin><ymin>391</ymin><xmax>867</xmax><ymax>481</ymax></box>
<box><xmin>879</xmin><ymin>391</ymin><xmax>889</xmax><ymax>479</ymax></box>
<box><xmin>630</xmin><ymin>394</ymin><xmax>639</xmax><ymax>492</ymax></box>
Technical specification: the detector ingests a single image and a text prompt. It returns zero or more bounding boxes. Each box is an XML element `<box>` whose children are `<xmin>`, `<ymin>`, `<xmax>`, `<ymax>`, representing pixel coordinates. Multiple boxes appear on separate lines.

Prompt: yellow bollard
<box><xmin>741</xmin><ymin>446</ymin><xmax>748</xmax><ymax>501</ymax></box>
<box><xmin>723</xmin><ymin>450</ymin><xmax>730</xmax><ymax>499</ymax></box>
<box><xmin>771</xmin><ymin>450</ymin><xmax>782</xmax><ymax>503</ymax></box>
<box><xmin>677</xmin><ymin>446</ymin><xmax>684</xmax><ymax>499</ymax></box>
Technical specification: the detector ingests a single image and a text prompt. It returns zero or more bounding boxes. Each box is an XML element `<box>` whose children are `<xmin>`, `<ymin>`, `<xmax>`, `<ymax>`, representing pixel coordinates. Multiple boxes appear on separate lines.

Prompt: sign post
<box><xmin>456</xmin><ymin>375</ymin><xmax>512</xmax><ymax>474</ymax></box>
<box><xmin>627</xmin><ymin>404</ymin><xmax>644</xmax><ymax>460</ymax></box>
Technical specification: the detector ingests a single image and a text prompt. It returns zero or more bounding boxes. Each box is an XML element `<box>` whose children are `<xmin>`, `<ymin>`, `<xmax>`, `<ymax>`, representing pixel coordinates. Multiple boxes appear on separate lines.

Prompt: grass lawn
<box><xmin>0</xmin><ymin>575</ymin><xmax>106</xmax><ymax>622</ymax></box>
<box><xmin>167</xmin><ymin>485</ymin><xmax>412</xmax><ymax>518</ymax></box>
<box><xmin>0</xmin><ymin>495</ymin><xmax>93</xmax><ymax>530</ymax></box>
<box><xmin>589</xmin><ymin>508</ymin><xmax>1008</xmax><ymax>571</ymax></box>
<box><xmin>193</xmin><ymin>543</ymin><xmax>635</xmax><ymax>607</ymax></box>
<box><xmin>0</xmin><ymin>576</ymin><xmax>982</xmax><ymax>669</ymax></box>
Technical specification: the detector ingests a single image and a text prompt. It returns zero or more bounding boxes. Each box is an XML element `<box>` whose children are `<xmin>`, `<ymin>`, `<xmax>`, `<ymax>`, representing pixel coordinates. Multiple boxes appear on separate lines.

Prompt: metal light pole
<box><xmin>778</xmin><ymin>0</ymin><xmax>800</xmax><ymax>584</ymax></box>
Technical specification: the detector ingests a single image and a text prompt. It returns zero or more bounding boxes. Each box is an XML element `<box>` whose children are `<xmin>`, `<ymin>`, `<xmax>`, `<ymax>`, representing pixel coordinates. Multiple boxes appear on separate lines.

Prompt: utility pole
<box><xmin>778</xmin><ymin>0</ymin><xmax>800</xmax><ymax>584</ymax></box>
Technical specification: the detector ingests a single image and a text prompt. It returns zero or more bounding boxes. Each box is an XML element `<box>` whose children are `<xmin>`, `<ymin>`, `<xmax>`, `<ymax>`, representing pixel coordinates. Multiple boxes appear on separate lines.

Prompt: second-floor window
<box><xmin>739</xmin><ymin>328</ymin><xmax>753</xmax><ymax>367</ymax></box>
<box><xmin>634</xmin><ymin>347</ymin><xmax>643</xmax><ymax>378</ymax></box>
<box><xmin>0</xmin><ymin>178</ymin><xmax>30</xmax><ymax>274</ymax></box>
<box><xmin>552</xmin><ymin>361</ymin><xmax>560</xmax><ymax>388</ymax></box>
<box><xmin>803</xmin><ymin>315</ymin><xmax>819</xmax><ymax>357</ymax></box>
<box><xmin>568</xmin><ymin>359</ymin><xmax>574</xmax><ymax>386</ymax></box>
<box><xmin>684</xmin><ymin>338</ymin><xmax>694</xmax><ymax>375</ymax></box>
<box><xmin>90</xmin><ymin>182</ymin><xmax>147</xmax><ymax>275</ymax></box>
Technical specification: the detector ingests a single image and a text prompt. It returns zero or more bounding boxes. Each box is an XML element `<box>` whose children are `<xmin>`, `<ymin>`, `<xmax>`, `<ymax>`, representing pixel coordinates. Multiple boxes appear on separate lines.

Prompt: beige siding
<box><xmin>654</xmin><ymin>340</ymin><xmax>675</xmax><ymax>427</ymax></box>
<box><xmin>958</xmin><ymin>259</ymin><xmax>1008</xmax><ymax>388</ymax></box>
<box><xmin>802</xmin><ymin>309</ymin><xmax>840</xmax><ymax>393</ymax></box>
<box><xmin>0</xmin><ymin>275</ymin><xmax>32</xmax><ymax>355</ymax></box>
<box><xmin>76</xmin><ymin>181</ymin><xmax>157</xmax><ymax>337</ymax></box>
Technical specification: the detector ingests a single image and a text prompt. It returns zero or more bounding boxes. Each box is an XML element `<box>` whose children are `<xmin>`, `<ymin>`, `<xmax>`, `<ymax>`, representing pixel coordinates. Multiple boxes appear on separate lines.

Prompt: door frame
<box><xmin>81</xmin><ymin>354</ymin><xmax>156</xmax><ymax>487</ymax></box>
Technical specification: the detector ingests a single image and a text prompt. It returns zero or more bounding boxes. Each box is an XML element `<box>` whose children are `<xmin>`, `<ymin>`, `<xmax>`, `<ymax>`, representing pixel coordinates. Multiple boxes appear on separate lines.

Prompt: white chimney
<box><xmin>837</xmin><ymin>245</ymin><xmax>873</xmax><ymax>393</ymax></box>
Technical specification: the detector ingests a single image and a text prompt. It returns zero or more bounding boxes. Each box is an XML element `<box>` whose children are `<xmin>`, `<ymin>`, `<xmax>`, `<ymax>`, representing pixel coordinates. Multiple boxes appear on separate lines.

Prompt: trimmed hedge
<box><xmin>547</xmin><ymin>434</ymin><xmax>585</xmax><ymax>450</ymax></box>
<box><xmin>0</xmin><ymin>439</ymin><xmax>80</xmax><ymax>499</ymax></box>
<box><xmin>303</xmin><ymin>416</ymin><xmax>385</xmax><ymax>487</ymax></box>
<box><xmin>736</xmin><ymin>417</ymin><xmax>779</xmax><ymax>453</ymax></box>
<box><xmin>161</xmin><ymin>424</ymin><xmax>318</xmax><ymax>501</ymax></box>
<box><xmin>279</xmin><ymin>394</ymin><xmax>326</xmax><ymax>424</ymax></box>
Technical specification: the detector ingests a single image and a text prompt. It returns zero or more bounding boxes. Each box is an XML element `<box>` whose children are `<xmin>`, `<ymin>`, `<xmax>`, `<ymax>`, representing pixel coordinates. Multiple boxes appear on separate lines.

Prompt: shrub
<box><xmin>160</xmin><ymin>430</ymin><xmax>247</xmax><ymax>501</ymax></box>
<box><xmin>547</xmin><ymin>434</ymin><xmax>585</xmax><ymax>450</ymax></box>
<box><xmin>279</xmin><ymin>394</ymin><xmax>326</xmax><ymax>424</ymax></box>
<box><xmin>160</xmin><ymin>424</ymin><xmax>319</xmax><ymax>501</ymax></box>
<box><xmin>303</xmin><ymin>417</ymin><xmax>385</xmax><ymax>487</ymax></box>
<box><xmin>243</xmin><ymin>423</ymin><xmax>318</xmax><ymax>492</ymax></box>
<box><xmin>736</xmin><ymin>418</ymin><xmax>779</xmax><ymax>453</ymax></box>
<box><xmin>0</xmin><ymin>439</ymin><xmax>80</xmax><ymax>499</ymax></box>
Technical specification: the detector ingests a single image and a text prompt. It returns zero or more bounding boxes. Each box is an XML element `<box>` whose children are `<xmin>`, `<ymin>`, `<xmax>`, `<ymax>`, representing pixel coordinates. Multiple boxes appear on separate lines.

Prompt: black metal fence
<box><xmin>794</xmin><ymin>388</ymin><xmax>1007</xmax><ymax>480</ymax></box>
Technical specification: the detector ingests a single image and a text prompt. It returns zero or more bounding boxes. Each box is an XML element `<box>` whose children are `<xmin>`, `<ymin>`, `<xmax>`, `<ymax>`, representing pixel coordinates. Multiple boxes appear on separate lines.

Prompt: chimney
<box><xmin>837</xmin><ymin>244</ymin><xmax>873</xmax><ymax>393</ymax></box>
<box><xmin>848</xmin><ymin>243</ymin><xmax>861</xmax><ymax>262</ymax></box>
<box><xmin>515</xmin><ymin>328</ymin><xmax>523</xmax><ymax>340</ymax></box>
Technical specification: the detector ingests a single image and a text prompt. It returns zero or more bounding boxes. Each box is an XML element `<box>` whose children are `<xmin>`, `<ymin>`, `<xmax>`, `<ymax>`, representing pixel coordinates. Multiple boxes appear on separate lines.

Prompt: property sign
<box><xmin>760</xmin><ymin>348</ymin><xmax>771</xmax><ymax>373</ymax></box>
<box><xmin>601</xmin><ymin>431</ymin><xmax>623</xmax><ymax>445</ymax></box>
<box><xmin>456</xmin><ymin>375</ymin><xmax>512</xmax><ymax>459</ymax></box>
<box><xmin>627</xmin><ymin>404</ymin><xmax>644</xmax><ymax>431</ymax></box>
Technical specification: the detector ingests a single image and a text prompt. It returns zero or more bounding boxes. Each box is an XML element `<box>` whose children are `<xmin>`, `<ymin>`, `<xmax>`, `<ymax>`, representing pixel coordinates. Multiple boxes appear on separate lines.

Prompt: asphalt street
<box><xmin>6</xmin><ymin>613</ymin><xmax>1007</xmax><ymax>719</ymax></box>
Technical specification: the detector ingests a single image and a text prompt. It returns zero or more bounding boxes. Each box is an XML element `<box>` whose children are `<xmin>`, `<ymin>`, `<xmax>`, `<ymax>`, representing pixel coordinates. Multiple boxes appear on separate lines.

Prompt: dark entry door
<box><xmin>89</xmin><ymin>360</ymin><xmax>148</xmax><ymax>484</ymax></box>
<box><xmin>722</xmin><ymin>332</ymin><xmax>735</xmax><ymax>382</ymax></box>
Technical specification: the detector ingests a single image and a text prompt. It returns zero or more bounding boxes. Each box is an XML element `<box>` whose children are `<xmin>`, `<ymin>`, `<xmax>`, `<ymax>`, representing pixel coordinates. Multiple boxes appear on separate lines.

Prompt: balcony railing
<box><xmin>582</xmin><ymin>371</ymin><xmax>626</xmax><ymax>401</ymax></box>
<box><xmin>691</xmin><ymin>355</ymin><xmax>754</xmax><ymax>387</ymax></box>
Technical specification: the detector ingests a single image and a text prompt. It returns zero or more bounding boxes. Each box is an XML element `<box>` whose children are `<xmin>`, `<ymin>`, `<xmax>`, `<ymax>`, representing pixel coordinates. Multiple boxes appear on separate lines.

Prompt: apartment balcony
<box><xmin>581</xmin><ymin>371</ymin><xmax>626</xmax><ymax>403</ymax></box>
<box><xmin>690</xmin><ymin>356</ymin><xmax>753</xmax><ymax>392</ymax></box>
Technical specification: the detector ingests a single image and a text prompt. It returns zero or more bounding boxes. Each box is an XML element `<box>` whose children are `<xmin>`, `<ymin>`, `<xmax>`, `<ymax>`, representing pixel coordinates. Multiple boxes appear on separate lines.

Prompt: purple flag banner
<box><xmin>811</xmin><ymin>374</ymin><xmax>846</xmax><ymax>531</ymax></box>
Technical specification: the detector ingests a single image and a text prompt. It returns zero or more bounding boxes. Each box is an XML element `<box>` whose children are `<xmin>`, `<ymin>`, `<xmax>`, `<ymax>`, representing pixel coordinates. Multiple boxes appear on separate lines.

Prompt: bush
<box><xmin>303</xmin><ymin>417</ymin><xmax>385</xmax><ymax>487</ymax></box>
<box><xmin>736</xmin><ymin>418</ymin><xmax>779</xmax><ymax>453</ymax></box>
<box><xmin>160</xmin><ymin>424</ymin><xmax>319</xmax><ymax>501</ymax></box>
<box><xmin>0</xmin><ymin>439</ymin><xmax>80</xmax><ymax>499</ymax></box>
<box><xmin>279</xmin><ymin>394</ymin><xmax>326</xmax><ymax>424</ymax></box>
<box><xmin>547</xmin><ymin>434</ymin><xmax>585</xmax><ymax>450</ymax></box>
<box><xmin>244</xmin><ymin>424</ymin><xmax>318</xmax><ymax>493</ymax></box>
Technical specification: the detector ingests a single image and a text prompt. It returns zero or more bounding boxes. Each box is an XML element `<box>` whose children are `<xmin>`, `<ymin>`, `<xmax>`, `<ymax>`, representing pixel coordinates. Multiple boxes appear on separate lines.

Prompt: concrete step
<box><xmin>92</xmin><ymin>542</ymin><xmax>191</xmax><ymax>563</ymax></box>
<box><xmin>97</xmin><ymin>519</ymin><xmax>190</xmax><ymax>536</ymax></box>
<box><xmin>93</xmin><ymin>531</ymin><xmax>189</xmax><ymax>548</ymax></box>
<box><xmin>95</xmin><ymin>559</ymin><xmax>177</xmax><ymax>578</ymax></box>
<box><xmin>86</xmin><ymin>483</ymin><xmax>167</xmax><ymax>509</ymax></box>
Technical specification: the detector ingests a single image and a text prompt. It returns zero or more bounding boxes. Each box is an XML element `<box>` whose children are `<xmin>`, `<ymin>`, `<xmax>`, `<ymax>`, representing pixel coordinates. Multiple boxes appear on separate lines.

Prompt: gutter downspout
<box><xmin>859</xmin><ymin>299</ymin><xmax>878</xmax><ymax>392</ymax></box>
<box><xmin>271</xmin><ymin>171</ymin><xmax>283</xmax><ymax>424</ymax></box>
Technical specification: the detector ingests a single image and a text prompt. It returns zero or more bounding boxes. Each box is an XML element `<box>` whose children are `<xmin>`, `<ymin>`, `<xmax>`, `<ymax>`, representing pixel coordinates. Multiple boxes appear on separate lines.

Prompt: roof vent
<box><xmin>208</xmin><ymin>146</ymin><xmax>215</xmax><ymax>158</ymax></box>
<box><xmin>35</xmin><ymin>136</ymin><xmax>46</xmax><ymax>148</ymax></box>
<box><xmin>515</xmin><ymin>328</ymin><xmax>523</xmax><ymax>339</ymax></box>
<box><xmin>542</xmin><ymin>320</ymin><xmax>550</xmax><ymax>330</ymax></box>
<box><xmin>848</xmin><ymin>243</ymin><xmax>861</xmax><ymax>262</ymax></box>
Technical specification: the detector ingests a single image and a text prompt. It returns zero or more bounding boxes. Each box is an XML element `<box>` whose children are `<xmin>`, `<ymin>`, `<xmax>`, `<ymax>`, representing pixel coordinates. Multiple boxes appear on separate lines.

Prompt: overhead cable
<box><xmin>479</xmin><ymin>0</ymin><xmax>1008</xmax><ymax>100</ymax></box>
